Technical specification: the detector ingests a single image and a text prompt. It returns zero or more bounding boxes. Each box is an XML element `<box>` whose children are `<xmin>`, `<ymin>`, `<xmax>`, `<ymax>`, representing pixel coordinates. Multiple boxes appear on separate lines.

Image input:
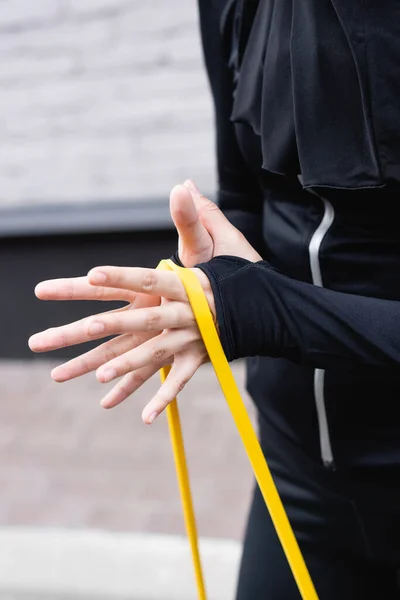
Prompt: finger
<box><xmin>132</xmin><ymin>291</ymin><xmax>160</xmax><ymax>310</ymax></box>
<box><xmin>142</xmin><ymin>353</ymin><xmax>203</xmax><ymax>424</ymax></box>
<box><xmin>84</xmin><ymin>301</ymin><xmax>194</xmax><ymax>338</ymax></box>
<box><xmin>170</xmin><ymin>184</ymin><xmax>213</xmax><ymax>263</ymax></box>
<box><xmin>184</xmin><ymin>179</ymin><xmax>225</xmax><ymax>221</ymax></box>
<box><xmin>100</xmin><ymin>362</ymin><xmax>167</xmax><ymax>409</ymax></box>
<box><xmin>35</xmin><ymin>276</ymin><xmax>136</xmax><ymax>303</ymax></box>
<box><xmin>50</xmin><ymin>331</ymin><xmax>155</xmax><ymax>382</ymax></box>
<box><xmin>188</xmin><ymin>186</ymin><xmax>262</xmax><ymax>262</ymax></box>
<box><xmin>28</xmin><ymin>305</ymin><xmax>128</xmax><ymax>353</ymax></box>
<box><xmin>29</xmin><ymin>292</ymin><xmax>161</xmax><ymax>354</ymax></box>
<box><xmin>96</xmin><ymin>327</ymin><xmax>199</xmax><ymax>383</ymax></box>
<box><xmin>87</xmin><ymin>267</ymin><xmax>187</xmax><ymax>302</ymax></box>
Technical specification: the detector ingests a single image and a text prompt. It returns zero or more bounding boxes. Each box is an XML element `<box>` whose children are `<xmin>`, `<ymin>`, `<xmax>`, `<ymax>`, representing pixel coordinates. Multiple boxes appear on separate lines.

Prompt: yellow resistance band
<box><xmin>158</xmin><ymin>259</ymin><xmax>319</xmax><ymax>600</ymax></box>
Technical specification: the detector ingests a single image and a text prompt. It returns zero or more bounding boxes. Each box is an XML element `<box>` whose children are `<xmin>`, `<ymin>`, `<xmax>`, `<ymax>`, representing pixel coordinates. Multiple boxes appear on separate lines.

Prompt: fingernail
<box><xmin>101</xmin><ymin>368</ymin><xmax>117</xmax><ymax>382</ymax></box>
<box><xmin>28</xmin><ymin>335</ymin><xmax>36</xmax><ymax>349</ymax></box>
<box><xmin>184</xmin><ymin>179</ymin><xmax>200</xmax><ymax>195</ymax></box>
<box><xmin>148</xmin><ymin>412</ymin><xmax>158</xmax><ymax>424</ymax></box>
<box><xmin>90</xmin><ymin>270</ymin><xmax>107</xmax><ymax>284</ymax></box>
<box><xmin>88</xmin><ymin>321</ymin><xmax>105</xmax><ymax>335</ymax></box>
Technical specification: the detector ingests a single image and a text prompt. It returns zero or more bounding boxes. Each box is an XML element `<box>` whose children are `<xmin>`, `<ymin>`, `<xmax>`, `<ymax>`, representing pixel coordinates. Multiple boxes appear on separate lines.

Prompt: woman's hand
<box><xmin>29</xmin><ymin>181</ymin><xmax>216</xmax><ymax>388</ymax></box>
<box><xmin>29</xmin><ymin>265</ymin><xmax>215</xmax><ymax>423</ymax></box>
<box><xmin>29</xmin><ymin>179</ymin><xmax>261</xmax><ymax>419</ymax></box>
<box><xmin>29</xmin><ymin>180</ymin><xmax>259</xmax><ymax>386</ymax></box>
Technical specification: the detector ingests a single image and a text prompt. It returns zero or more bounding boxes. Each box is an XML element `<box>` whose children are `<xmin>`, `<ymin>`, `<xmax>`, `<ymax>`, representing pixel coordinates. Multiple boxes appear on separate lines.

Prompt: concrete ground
<box><xmin>0</xmin><ymin>528</ymin><xmax>241</xmax><ymax>600</ymax></box>
<box><xmin>0</xmin><ymin>359</ymin><xmax>257</xmax><ymax>598</ymax></box>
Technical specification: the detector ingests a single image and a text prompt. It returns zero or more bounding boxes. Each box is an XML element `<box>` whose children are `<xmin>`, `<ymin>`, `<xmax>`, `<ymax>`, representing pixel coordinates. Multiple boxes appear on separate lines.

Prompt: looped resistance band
<box><xmin>158</xmin><ymin>259</ymin><xmax>319</xmax><ymax>600</ymax></box>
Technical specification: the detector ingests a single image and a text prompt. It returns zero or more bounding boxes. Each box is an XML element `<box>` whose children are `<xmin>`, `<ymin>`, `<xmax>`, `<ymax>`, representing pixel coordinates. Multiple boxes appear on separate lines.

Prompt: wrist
<box><xmin>190</xmin><ymin>268</ymin><xmax>218</xmax><ymax>334</ymax></box>
<box><xmin>170</xmin><ymin>250</ymin><xmax>185</xmax><ymax>267</ymax></box>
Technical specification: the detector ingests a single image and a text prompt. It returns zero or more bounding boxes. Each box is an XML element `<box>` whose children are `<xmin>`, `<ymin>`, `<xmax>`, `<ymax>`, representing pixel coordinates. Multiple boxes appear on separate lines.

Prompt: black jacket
<box><xmin>196</xmin><ymin>0</ymin><xmax>400</xmax><ymax>468</ymax></box>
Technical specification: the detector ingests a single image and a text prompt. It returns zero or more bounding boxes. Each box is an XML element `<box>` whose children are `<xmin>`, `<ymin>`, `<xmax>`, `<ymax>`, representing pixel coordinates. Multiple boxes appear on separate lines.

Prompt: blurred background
<box><xmin>0</xmin><ymin>1</ymin><xmax>255</xmax><ymax>598</ymax></box>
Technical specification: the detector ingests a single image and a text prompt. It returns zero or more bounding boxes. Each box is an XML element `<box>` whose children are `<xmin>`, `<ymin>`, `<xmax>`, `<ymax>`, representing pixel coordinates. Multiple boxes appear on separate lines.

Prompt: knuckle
<box><xmin>58</xmin><ymin>332</ymin><xmax>68</xmax><ymax>348</ymax></box>
<box><xmin>64</xmin><ymin>284</ymin><xmax>74</xmax><ymax>301</ymax></box>
<box><xmin>120</xmin><ymin>358</ymin><xmax>131</xmax><ymax>375</ymax></box>
<box><xmin>150</xmin><ymin>346</ymin><xmax>166</xmax><ymax>363</ymax></box>
<box><xmin>118</xmin><ymin>382</ymin><xmax>131</xmax><ymax>399</ymax></box>
<box><xmin>79</xmin><ymin>355</ymin><xmax>91</xmax><ymax>374</ymax></box>
<box><xmin>199</xmin><ymin>199</ymin><xmax>218</xmax><ymax>215</ymax></box>
<box><xmin>94</xmin><ymin>286</ymin><xmax>105</xmax><ymax>300</ymax></box>
<box><xmin>131</xmin><ymin>371</ymin><xmax>146</xmax><ymax>388</ymax></box>
<box><xmin>84</xmin><ymin>319</ymin><xmax>93</xmax><ymax>333</ymax></box>
<box><xmin>103</xmin><ymin>346</ymin><xmax>118</xmax><ymax>363</ymax></box>
<box><xmin>85</xmin><ymin>318</ymin><xmax>104</xmax><ymax>336</ymax></box>
<box><xmin>144</xmin><ymin>311</ymin><xmax>161</xmax><ymax>331</ymax></box>
<box><xmin>175</xmin><ymin>377</ymin><xmax>189</xmax><ymax>394</ymax></box>
<box><xmin>141</xmin><ymin>271</ymin><xmax>157</xmax><ymax>292</ymax></box>
<box><xmin>129</xmin><ymin>333</ymin><xmax>141</xmax><ymax>347</ymax></box>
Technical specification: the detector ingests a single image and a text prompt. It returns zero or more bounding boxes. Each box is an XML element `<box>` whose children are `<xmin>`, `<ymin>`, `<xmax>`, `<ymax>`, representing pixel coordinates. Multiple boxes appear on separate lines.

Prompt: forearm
<box><xmin>198</xmin><ymin>256</ymin><xmax>400</xmax><ymax>369</ymax></box>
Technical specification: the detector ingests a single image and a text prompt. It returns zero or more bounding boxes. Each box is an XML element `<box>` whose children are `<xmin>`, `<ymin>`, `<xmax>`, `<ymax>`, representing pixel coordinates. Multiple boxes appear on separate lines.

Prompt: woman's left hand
<box><xmin>29</xmin><ymin>265</ymin><xmax>215</xmax><ymax>424</ymax></box>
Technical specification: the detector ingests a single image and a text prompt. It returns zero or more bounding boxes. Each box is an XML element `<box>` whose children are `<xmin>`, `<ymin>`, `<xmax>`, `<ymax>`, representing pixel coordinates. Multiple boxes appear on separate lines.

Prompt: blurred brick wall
<box><xmin>0</xmin><ymin>0</ymin><xmax>216</xmax><ymax>206</ymax></box>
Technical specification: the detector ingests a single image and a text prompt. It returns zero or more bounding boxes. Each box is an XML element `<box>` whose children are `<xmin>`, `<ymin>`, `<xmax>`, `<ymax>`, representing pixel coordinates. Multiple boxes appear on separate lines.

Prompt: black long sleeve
<box><xmin>198</xmin><ymin>256</ymin><xmax>400</xmax><ymax>369</ymax></box>
<box><xmin>198</xmin><ymin>0</ymin><xmax>265</xmax><ymax>255</ymax></box>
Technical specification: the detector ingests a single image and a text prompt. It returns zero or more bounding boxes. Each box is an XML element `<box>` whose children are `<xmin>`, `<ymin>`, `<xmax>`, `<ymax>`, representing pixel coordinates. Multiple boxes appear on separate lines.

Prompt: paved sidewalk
<box><xmin>0</xmin><ymin>359</ymin><xmax>255</xmax><ymax>540</ymax></box>
<box><xmin>0</xmin><ymin>528</ymin><xmax>241</xmax><ymax>600</ymax></box>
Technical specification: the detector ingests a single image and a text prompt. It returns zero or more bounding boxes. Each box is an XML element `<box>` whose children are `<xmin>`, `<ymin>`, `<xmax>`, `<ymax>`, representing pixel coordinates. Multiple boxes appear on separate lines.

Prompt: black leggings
<box><xmin>236</xmin><ymin>417</ymin><xmax>400</xmax><ymax>599</ymax></box>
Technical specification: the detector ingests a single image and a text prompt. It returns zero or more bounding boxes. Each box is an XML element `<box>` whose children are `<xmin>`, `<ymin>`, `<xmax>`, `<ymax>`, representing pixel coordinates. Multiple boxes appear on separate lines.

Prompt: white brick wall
<box><xmin>0</xmin><ymin>0</ymin><xmax>216</xmax><ymax>206</ymax></box>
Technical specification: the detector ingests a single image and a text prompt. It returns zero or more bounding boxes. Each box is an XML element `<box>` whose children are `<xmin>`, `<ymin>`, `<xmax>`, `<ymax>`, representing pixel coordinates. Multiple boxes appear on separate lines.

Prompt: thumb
<box><xmin>183</xmin><ymin>179</ymin><xmax>231</xmax><ymax>237</ymax></box>
<box><xmin>184</xmin><ymin>179</ymin><xmax>262</xmax><ymax>262</ymax></box>
<box><xmin>169</xmin><ymin>184</ymin><xmax>213</xmax><ymax>266</ymax></box>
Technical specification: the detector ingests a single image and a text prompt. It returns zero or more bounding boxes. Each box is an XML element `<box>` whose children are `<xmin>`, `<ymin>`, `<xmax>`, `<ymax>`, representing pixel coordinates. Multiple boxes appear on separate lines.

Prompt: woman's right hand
<box><xmin>30</xmin><ymin>180</ymin><xmax>260</xmax><ymax>397</ymax></box>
